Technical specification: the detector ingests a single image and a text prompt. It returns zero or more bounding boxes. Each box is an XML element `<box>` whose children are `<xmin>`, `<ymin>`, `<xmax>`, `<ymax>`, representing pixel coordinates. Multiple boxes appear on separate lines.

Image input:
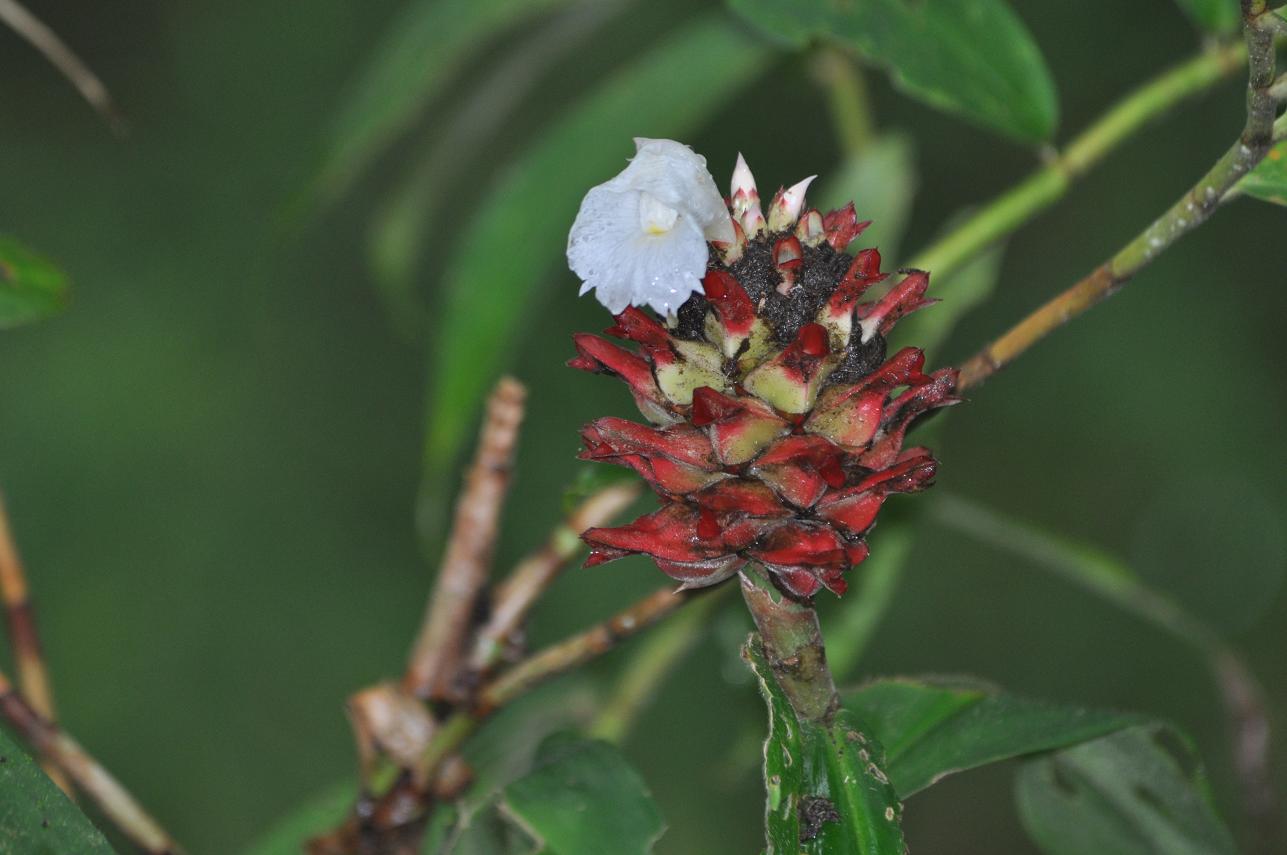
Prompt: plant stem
<box><xmin>589</xmin><ymin>585</ymin><xmax>730</xmax><ymax>743</ymax></box>
<box><xmin>404</xmin><ymin>377</ymin><xmax>525</xmax><ymax>701</ymax></box>
<box><xmin>0</xmin><ymin>669</ymin><xmax>183</xmax><ymax>854</ymax></box>
<box><xmin>959</xmin><ymin>14</ymin><xmax>1281</xmax><ymax>389</ymax></box>
<box><xmin>475</xmin><ymin>585</ymin><xmax>694</xmax><ymax>716</ymax></box>
<box><xmin>463</xmin><ymin>481</ymin><xmax>641</xmax><ymax>678</ymax></box>
<box><xmin>0</xmin><ymin>491</ymin><xmax>70</xmax><ymax>794</ymax></box>
<box><xmin>737</xmin><ymin>564</ymin><xmax>838</xmax><ymax>725</ymax></box>
<box><xmin>908</xmin><ymin>40</ymin><xmax>1247</xmax><ymax>280</ymax></box>
<box><xmin>0</xmin><ymin>0</ymin><xmax>124</xmax><ymax>133</ymax></box>
<box><xmin>815</xmin><ymin>46</ymin><xmax>875</xmax><ymax>156</ymax></box>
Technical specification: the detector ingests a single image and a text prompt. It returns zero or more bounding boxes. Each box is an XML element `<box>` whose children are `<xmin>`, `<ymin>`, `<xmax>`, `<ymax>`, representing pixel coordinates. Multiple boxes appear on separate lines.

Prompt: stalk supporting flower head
<box><xmin>567</xmin><ymin>141</ymin><xmax>957</xmax><ymax>600</ymax></box>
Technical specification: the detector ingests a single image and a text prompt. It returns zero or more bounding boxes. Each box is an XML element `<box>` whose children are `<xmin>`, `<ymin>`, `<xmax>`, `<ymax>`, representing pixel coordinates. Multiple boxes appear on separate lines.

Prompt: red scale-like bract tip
<box><xmin>571</xmin><ymin>180</ymin><xmax>957</xmax><ymax>600</ymax></box>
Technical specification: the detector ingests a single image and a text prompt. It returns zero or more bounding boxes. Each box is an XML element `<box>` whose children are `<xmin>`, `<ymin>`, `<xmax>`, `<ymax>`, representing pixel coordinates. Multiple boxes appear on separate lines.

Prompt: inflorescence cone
<box><xmin>568</xmin><ymin>150</ymin><xmax>959</xmax><ymax>599</ymax></box>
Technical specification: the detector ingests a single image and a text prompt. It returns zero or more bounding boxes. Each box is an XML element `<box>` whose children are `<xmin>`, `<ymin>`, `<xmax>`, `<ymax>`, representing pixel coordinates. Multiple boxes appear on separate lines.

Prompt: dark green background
<box><xmin>0</xmin><ymin>1</ymin><xmax>1283</xmax><ymax>852</ymax></box>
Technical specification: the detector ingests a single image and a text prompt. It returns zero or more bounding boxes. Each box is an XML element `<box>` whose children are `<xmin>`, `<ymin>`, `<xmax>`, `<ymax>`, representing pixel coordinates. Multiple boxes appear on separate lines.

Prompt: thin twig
<box><xmin>0</xmin><ymin>0</ymin><xmax>125</xmax><ymax>133</ymax></box>
<box><xmin>907</xmin><ymin>40</ymin><xmax>1248</xmax><ymax>280</ymax></box>
<box><xmin>958</xmin><ymin>11</ymin><xmax>1281</xmax><ymax>389</ymax></box>
<box><xmin>0</xmin><ymin>669</ymin><xmax>184</xmax><ymax>853</ymax></box>
<box><xmin>463</xmin><ymin>481</ymin><xmax>641</xmax><ymax>679</ymax></box>
<box><xmin>475</xmin><ymin>585</ymin><xmax>694</xmax><ymax>716</ymax></box>
<box><xmin>0</xmin><ymin>492</ymin><xmax>70</xmax><ymax>794</ymax></box>
<box><xmin>930</xmin><ymin>493</ymin><xmax>1279</xmax><ymax>846</ymax></box>
<box><xmin>404</xmin><ymin>377</ymin><xmax>526</xmax><ymax>701</ymax></box>
<box><xmin>416</xmin><ymin>585</ymin><xmax>698</xmax><ymax>787</ymax></box>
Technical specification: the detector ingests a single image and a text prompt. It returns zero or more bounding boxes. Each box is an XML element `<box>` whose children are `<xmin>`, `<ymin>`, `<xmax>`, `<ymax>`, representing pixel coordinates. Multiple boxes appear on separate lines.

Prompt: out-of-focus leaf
<box><xmin>1016</xmin><ymin>725</ymin><xmax>1239</xmax><ymax>855</ymax></box>
<box><xmin>314</xmin><ymin>0</ymin><xmax>577</xmax><ymax>206</ymax></box>
<box><xmin>1131</xmin><ymin>479</ymin><xmax>1285</xmax><ymax>633</ymax></box>
<box><xmin>745</xmin><ymin>639</ymin><xmax>906</xmax><ymax>855</ymax></box>
<box><xmin>1238</xmin><ymin>140</ymin><xmax>1287</xmax><ymax>207</ymax></box>
<box><xmin>821</xmin><ymin>518</ymin><xmax>914</xmax><ymax>680</ymax></box>
<box><xmin>500</xmin><ymin>734</ymin><xmax>665</xmax><ymax>854</ymax></box>
<box><xmin>0</xmin><ymin>236</ymin><xmax>69</xmax><ymax>329</ymax></box>
<box><xmin>0</xmin><ymin>729</ymin><xmax>116</xmax><ymax>853</ymax></box>
<box><xmin>422</xmin><ymin>16</ymin><xmax>770</xmax><ymax>475</ymax></box>
<box><xmin>240</xmin><ymin>783</ymin><xmax>353</xmax><ymax>855</ymax></box>
<box><xmin>844</xmin><ymin>677</ymin><xmax>1142</xmax><ymax>797</ymax></box>
<box><xmin>368</xmin><ymin>1</ymin><xmax>626</xmax><ymax>339</ymax></box>
<box><xmin>435</xmin><ymin>800</ymin><xmax>531</xmax><ymax>855</ymax></box>
<box><xmin>1172</xmin><ymin>0</ymin><xmax>1240</xmax><ymax>34</ymax></box>
<box><xmin>818</xmin><ymin>133</ymin><xmax>917</xmax><ymax>263</ymax></box>
<box><xmin>728</xmin><ymin>0</ymin><xmax>1058</xmax><ymax>142</ymax></box>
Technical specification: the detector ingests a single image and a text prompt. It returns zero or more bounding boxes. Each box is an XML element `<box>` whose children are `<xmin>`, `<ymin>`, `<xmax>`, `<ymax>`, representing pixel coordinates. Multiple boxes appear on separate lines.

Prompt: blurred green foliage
<box><xmin>0</xmin><ymin>0</ymin><xmax>1284</xmax><ymax>853</ymax></box>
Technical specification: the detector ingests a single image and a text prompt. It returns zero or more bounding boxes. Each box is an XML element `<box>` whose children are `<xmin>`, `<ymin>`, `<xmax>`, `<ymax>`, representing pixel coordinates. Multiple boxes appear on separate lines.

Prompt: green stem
<box><xmin>815</xmin><ymin>46</ymin><xmax>875</xmax><ymax>157</ymax></box>
<box><xmin>960</xmin><ymin>15</ymin><xmax>1280</xmax><ymax>388</ymax></box>
<box><xmin>908</xmin><ymin>40</ymin><xmax>1247</xmax><ymax>280</ymax></box>
<box><xmin>738</xmin><ymin>564</ymin><xmax>838</xmax><ymax>725</ymax></box>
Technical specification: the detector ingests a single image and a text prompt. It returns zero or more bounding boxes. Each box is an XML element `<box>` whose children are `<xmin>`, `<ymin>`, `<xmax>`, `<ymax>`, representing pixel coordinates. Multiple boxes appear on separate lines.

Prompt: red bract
<box><xmin>570</xmin><ymin>168</ymin><xmax>957</xmax><ymax>599</ymax></box>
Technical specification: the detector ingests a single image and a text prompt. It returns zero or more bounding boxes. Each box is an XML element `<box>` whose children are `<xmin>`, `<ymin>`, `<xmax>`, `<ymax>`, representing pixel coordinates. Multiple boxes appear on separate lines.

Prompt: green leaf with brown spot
<box><xmin>0</xmin><ymin>729</ymin><xmax>116</xmax><ymax>854</ymax></box>
<box><xmin>746</xmin><ymin>638</ymin><xmax>906</xmax><ymax>855</ymax></box>
<box><xmin>0</xmin><ymin>237</ymin><xmax>70</xmax><ymax>330</ymax></box>
<box><xmin>1238</xmin><ymin>140</ymin><xmax>1287</xmax><ymax>207</ymax></box>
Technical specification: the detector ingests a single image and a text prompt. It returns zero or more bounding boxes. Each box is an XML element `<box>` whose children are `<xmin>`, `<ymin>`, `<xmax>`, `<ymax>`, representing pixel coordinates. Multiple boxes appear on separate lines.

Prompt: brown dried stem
<box><xmin>421</xmin><ymin>586</ymin><xmax>695</xmax><ymax>779</ymax></box>
<box><xmin>0</xmin><ymin>491</ymin><xmax>70</xmax><ymax>794</ymax></box>
<box><xmin>0</xmin><ymin>0</ymin><xmax>125</xmax><ymax>133</ymax></box>
<box><xmin>0</xmin><ymin>669</ymin><xmax>184</xmax><ymax>853</ymax></box>
<box><xmin>403</xmin><ymin>377</ymin><xmax>525</xmax><ymax>701</ymax></box>
<box><xmin>959</xmin><ymin>9</ymin><xmax>1282</xmax><ymax>389</ymax></box>
<box><xmin>473</xmin><ymin>584</ymin><xmax>694</xmax><ymax>717</ymax></box>
<box><xmin>463</xmin><ymin>481</ymin><xmax>641</xmax><ymax>678</ymax></box>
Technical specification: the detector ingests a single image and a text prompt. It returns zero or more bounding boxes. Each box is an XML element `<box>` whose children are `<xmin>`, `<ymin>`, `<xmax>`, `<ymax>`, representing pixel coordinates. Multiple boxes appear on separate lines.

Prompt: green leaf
<box><xmin>314</xmin><ymin>0</ymin><xmax>578</xmax><ymax>206</ymax></box>
<box><xmin>843</xmin><ymin>677</ymin><xmax>1143</xmax><ymax>797</ymax></box>
<box><xmin>745</xmin><ymin>639</ymin><xmax>906</xmax><ymax>855</ymax></box>
<box><xmin>1016</xmin><ymin>725</ymin><xmax>1239</xmax><ymax>855</ymax></box>
<box><xmin>0</xmin><ymin>237</ymin><xmax>70</xmax><ymax>330</ymax></box>
<box><xmin>422</xmin><ymin>16</ymin><xmax>770</xmax><ymax>474</ymax></box>
<box><xmin>0</xmin><ymin>729</ymin><xmax>116</xmax><ymax>854</ymax></box>
<box><xmin>817</xmin><ymin>133</ymin><xmax>917</xmax><ymax>264</ymax></box>
<box><xmin>500</xmin><ymin>734</ymin><xmax>665</xmax><ymax>854</ymax></box>
<box><xmin>240</xmin><ymin>782</ymin><xmax>353</xmax><ymax>855</ymax></box>
<box><xmin>367</xmin><ymin>2</ymin><xmax>623</xmax><ymax>339</ymax></box>
<box><xmin>728</xmin><ymin>0</ymin><xmax>1058</xmax><ymax>143</ymax></box>
<box><xmin>1238</xmin><ymin>141</ymin><xmax>1287</xmax><ymax>207</ymax></box>
<box><xmin>1171</xmin><ymin>0</ymin><xmax>1241</xmax><ymax>34</ymax></box>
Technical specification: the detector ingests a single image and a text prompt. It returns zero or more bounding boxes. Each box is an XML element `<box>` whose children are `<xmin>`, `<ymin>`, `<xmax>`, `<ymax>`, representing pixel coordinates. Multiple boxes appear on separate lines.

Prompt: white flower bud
<box><xmin>568</xmin><ymin>138</ymin><xmax>734</xmax><ymax>316</ymax></box>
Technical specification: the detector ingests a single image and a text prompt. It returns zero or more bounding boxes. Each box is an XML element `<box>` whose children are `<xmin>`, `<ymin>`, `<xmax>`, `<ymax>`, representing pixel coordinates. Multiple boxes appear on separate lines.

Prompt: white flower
<box><xmin>567</xmin><ymin>138</ymin><xmax>735</xmax><ymax>316</ymax></box>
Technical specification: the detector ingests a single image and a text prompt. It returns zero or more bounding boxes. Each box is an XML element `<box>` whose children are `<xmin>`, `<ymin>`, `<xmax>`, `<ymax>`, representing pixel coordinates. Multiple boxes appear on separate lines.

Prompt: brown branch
<box><xmin>462</xmin><ymin>481</ymin><xmax>641</xmax><ymax>679</ymax></box>
<box><xmin>959</xmin><ymin>10</ymin><xmax>1282</xmax><ymax>390</ymax></box>
<box><xmin>403</xmin><ymin>377</ymin><xmax>526</xmax><ymax>701</ymax></box>
<box><xmin>0</xmin><ymin>0</ymin><xmax>125</xmax><ymax>134</ymax></box>
<box><xmin>0</xmin><ymin>669</ymin><xmax>184</xmax><ymax>853</ymax></box>
<box><xmin>0</xmin><ymin>491</ymin><xmax>71</xmax><ymax>794</ymax></box>
<box><xmin>474</xmin><ymin>584</ymin><xmax>694</xmax><ymax>716</ymax></box>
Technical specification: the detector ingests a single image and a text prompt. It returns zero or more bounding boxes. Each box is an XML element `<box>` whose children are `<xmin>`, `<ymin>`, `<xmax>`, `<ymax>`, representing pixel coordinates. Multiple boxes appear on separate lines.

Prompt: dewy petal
<box><xmin>568</xmin><ymin>139</ymin><xmax>734</xmax><ymax>314</ymax></box>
